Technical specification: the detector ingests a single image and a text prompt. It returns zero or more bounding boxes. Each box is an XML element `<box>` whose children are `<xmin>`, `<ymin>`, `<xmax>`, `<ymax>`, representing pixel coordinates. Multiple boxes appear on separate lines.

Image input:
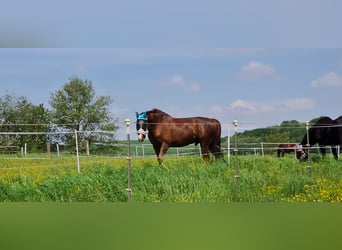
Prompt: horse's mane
<box><xmin>148</xmin><ymin>108</ymin><xmax>171</xmax><ymax>117</ymax></box>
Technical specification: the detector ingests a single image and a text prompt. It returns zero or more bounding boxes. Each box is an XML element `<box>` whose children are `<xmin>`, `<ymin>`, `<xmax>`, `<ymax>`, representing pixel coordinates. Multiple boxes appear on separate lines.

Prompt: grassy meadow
<box><xmin>0</xmin><ymin>153</ymin><xmax>341</xmax><ymax>202</ymax></box>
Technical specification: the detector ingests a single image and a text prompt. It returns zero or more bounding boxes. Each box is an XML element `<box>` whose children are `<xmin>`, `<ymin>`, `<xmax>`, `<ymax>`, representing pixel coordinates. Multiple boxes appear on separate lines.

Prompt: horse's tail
<box><xmin>213</xmin><ymin>119</ymin><xmax>222</xmax><ymax>157</ymax></box>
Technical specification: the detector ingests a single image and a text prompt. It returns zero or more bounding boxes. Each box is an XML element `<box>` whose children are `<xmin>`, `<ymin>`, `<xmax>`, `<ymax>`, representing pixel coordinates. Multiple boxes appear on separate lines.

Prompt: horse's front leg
<box><xmin>152</xmin><ymin>144</ymin><xmax>162</xmax><ymax>163</ymax></box>
<box><xmin>157</xmin><ymin>143</ymin><xmax>170</xmax><ymax>165</ymax></box>
<box><xmin>331</xmin><ymin>146</ymin><xmax>338</xmax><ymax>160</ymax></box>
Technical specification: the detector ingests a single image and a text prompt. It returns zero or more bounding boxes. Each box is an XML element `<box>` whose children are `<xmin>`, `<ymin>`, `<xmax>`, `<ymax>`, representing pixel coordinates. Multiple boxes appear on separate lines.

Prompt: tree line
<box><xmin>1</xmin><ymin>76</ymin><xmax>322</xmax><ymax>154</ymax></box>
<box><xmin>224</xmin><ymin>118</ymin><xmax>322</xmax><ymax>146</ymax></box>
<box><xmin>0</xmin><ymin>77</ymin><xmax>119</xmax><ymax>154</ymax></box>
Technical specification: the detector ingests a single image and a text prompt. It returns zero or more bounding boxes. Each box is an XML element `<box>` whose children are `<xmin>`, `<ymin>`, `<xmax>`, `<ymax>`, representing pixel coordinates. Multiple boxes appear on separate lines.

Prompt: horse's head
<box><xmin>135</xmin><ymin>111</ymin><xmax>148</xmax><ymax>142</ymax></box>
<box><xmin>296</xmin><ymin>144</ymin><xmax>308</xmax><ymax>161</ymax></box>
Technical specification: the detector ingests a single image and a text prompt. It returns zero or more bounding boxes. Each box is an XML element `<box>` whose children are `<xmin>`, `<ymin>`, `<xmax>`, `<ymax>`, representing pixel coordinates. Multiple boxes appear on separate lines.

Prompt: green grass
<box><xmin>0</xmin><ymin>154</ymin><xmax>341</xmax><ymax>202</ymax></box>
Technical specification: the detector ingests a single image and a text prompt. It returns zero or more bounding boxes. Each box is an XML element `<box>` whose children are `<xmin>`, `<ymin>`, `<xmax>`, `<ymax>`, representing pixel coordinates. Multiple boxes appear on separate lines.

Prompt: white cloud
<box><xmin>240</xmin><ymin>61</ymin><xmax>275</xmax><ymax>76</ymax></box>
<box><xmin>153</xmin><ymin>75</ymin><xmax>201</xmax><ymax>92</ymax></box>
<box><xmin>311</xmin><ymin>72</ymin><xmax>342</xmax><ymax>87</ymax></box>
<box><xmin>236</xmin><ymin>61</ymin><xmax>282</xmax><ymax>84</ymax></box>
<box><xmin>169</xmin><ymin>75</ymin><xmax>185</xmax><ymax>85</ymax></box>
<box><xmin>229</xmin><ymin>100</ymin><xmax>259</xmax><ymax>113</ymax></box>
<box><xmin>228</xmin><ymin>98</ymin><xmax>315</xmax><ymax>115</ymax></box>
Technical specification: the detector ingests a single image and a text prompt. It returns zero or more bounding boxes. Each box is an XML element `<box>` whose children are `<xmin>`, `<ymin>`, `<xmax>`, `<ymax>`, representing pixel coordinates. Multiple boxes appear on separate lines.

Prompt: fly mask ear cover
<box><xmin>136</xmin><ymin>112</ymin><xmax>147</xmax><ymax>121</ymax></box>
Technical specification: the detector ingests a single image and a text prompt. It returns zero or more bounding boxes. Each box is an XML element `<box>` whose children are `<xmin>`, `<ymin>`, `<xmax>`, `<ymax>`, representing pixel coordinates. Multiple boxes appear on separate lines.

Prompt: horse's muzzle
<box><xmin>138</xmin><ymin>134</ymin><xmax>146</xmax><ymax>142</ymax></box>
<box><xmin>137</xmin><ymin>127</ymin><xmax>147</xmax><ymax>142</ymax></box>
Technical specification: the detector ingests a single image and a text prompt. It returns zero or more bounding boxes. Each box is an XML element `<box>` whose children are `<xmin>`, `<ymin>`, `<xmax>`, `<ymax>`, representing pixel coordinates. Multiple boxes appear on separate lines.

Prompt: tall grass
<box><xmin>0</xmin><ymin>154</ymin><xmax>341</xmax><ymax>202</ymax></box>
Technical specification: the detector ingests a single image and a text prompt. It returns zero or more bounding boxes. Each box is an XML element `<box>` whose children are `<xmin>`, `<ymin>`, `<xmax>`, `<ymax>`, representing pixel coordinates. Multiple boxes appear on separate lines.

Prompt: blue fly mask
<box><xmin>136</xmin><ymin>112</ymin><xmax>148</xmax><ymax>142</ymax></box>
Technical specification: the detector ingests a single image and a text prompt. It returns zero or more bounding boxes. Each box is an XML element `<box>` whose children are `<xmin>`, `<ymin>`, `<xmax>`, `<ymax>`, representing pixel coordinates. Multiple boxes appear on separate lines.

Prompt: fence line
<box><xmin>1</xmin><ymin>121</ymin><xmax>341</xmax><ymax>143</ymax></box>
<box><xmin>1</xmin><ymin>121</ymin><xmax>342</xmax><ymax>173</ymax></box>
<box><xmin>0</xmin><ymin>129</ymin><xmax>339</xmax><ymax>158</ymax></box>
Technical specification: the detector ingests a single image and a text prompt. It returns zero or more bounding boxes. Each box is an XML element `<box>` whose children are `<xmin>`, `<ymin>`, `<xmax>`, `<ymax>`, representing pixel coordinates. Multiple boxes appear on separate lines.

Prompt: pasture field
<box><xmin>0</xmin><ymin>153</ymin><xmax>341</xmax><ymax>202</ymax></box>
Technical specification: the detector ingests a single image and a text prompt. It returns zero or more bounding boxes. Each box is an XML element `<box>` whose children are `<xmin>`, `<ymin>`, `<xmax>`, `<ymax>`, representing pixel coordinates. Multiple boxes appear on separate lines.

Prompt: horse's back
<box><xmin>191</xmin><ymin>117</ymin><xmax>221</xmax><ymax>139</ymax></box>
<box><xmin>158</xmin><ymin>116</ymin><xmax>221</xmax><ymax>147</ymax></box>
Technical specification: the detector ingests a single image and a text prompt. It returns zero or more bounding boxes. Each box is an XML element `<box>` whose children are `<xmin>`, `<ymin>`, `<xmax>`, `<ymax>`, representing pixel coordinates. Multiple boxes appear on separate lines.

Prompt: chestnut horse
<box><xmin>136</xmin><ymin>108</ymin><xmax>222</xmax><ymax>164</ymax></box>
<box><xmin>277</xmin><ymin>143</ymin><xmax>302</xmax><ymax>159</ymax></box>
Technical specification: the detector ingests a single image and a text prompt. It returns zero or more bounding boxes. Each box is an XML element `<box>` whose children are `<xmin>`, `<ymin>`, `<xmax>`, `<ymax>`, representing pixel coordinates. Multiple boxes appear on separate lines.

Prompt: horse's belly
<box><xmin>170</xmin><ymin>142</ymin><xmax>192</xmax><ymax>147</ymax></box>
<box><xmin>151</xmin><ymin>126</ymin><xmax>198</xmax><ymax>147</ymax></box>
<box><xmin>170</xmin><ymin>137</ymin><xmax>195</xmax><ymax>147</ymax></box>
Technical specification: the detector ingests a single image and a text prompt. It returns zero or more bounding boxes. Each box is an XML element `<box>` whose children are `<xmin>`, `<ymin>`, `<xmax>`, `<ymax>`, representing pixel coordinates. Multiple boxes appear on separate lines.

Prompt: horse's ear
<box><xmin>136</xmin><ymin>111</ymin><xmax>147</xmax><ymax>120</ymax></box>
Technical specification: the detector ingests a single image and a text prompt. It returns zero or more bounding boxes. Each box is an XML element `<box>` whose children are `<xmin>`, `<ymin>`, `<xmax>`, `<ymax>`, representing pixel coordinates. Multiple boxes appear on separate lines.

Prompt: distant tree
<box><xmin>49</xmin><ymin>77</ymin><xmax>118</xmax><ymax>150</ymax></box>
<box><xmin>0</xmin><ymin>94</ymin><xmax>50</xmax><ymax>152</ymax></box>
<box><xmin>277</xmin><ymin>120</ymin><xmax>306</xmax><ymax>142</ymax></box>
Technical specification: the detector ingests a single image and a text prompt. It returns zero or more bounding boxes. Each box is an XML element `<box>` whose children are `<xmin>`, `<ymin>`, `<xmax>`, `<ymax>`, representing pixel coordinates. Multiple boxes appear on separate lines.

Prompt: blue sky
<box><xmin>1</xmin><ymin>1</ymin><xmax>342</xmax><ymax>139</ymax></box>
<box><xmin>1</xmin><ymin>0</ymin><xmax>342</xmax><ymax>47</ymax></box>
<box><xmin>1</xmin><ymin>48</ymin><xmax>342</xmax><ymax>139</ymax></box>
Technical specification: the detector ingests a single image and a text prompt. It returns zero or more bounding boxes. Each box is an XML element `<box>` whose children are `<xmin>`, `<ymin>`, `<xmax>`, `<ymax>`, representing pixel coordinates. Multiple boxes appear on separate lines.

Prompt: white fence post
<box><xmin>305</xmin><ymin>121</ymin><xmax>311</xmax><ymax>177</ymax></box>
<box><xmin>75</xmin><ymin>130</ymin><xmax>80</xmax><ymax>173</ymax></box>
<box><xmin>232</xmin><ymin>120</ymin><xmax>239</xmax><ymax>193</ymax></box>
<box><xmin>125</xmin><ymin>119</ymin><xmax>132</xmax><ymax>202</ymax></box>
<box><xmin>338</xmin><ymin>145</ymin><xmax>340</xmax><ymax>156</ymax></box>
<box><xmin>227</xmin><ymin>127</ymin><xmax>230</xmax><ymax>165</ymax></box>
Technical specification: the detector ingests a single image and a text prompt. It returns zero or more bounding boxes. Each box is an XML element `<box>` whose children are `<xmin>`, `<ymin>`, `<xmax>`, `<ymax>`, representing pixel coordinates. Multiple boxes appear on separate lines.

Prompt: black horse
<box><xmin>136</xmin><ymin>108</ymin><xmax>222</xmax><ymax>164</ymax></box>
<box><xmin>333</xmin><ymin>116</ymin><xmax>342</xmax><ymax>148</ymax></box>
<box><xmin>299</xmin><ymin>116</ymin><xmax>342</xmax><ymax>160</ymax></box>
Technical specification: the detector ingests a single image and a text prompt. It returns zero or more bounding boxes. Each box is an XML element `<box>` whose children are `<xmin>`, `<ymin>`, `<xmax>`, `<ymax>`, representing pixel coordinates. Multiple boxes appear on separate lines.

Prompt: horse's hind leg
<box><xmin>200</xmin><ymin>144</ymin><xmax>210</xmax><ymax>162</ymax></box>
<box><xmin>210</xmin><ymin>144</ymin><xmax>222</xmax><ymax>160</ymax></box>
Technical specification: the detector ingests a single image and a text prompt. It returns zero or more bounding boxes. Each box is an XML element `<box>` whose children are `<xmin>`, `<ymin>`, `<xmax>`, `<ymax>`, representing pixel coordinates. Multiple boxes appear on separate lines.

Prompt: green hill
<box><xmin>223</xmin><ymin>118</ymin><xmax>322</xmax><ymax>145</ymax></box>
